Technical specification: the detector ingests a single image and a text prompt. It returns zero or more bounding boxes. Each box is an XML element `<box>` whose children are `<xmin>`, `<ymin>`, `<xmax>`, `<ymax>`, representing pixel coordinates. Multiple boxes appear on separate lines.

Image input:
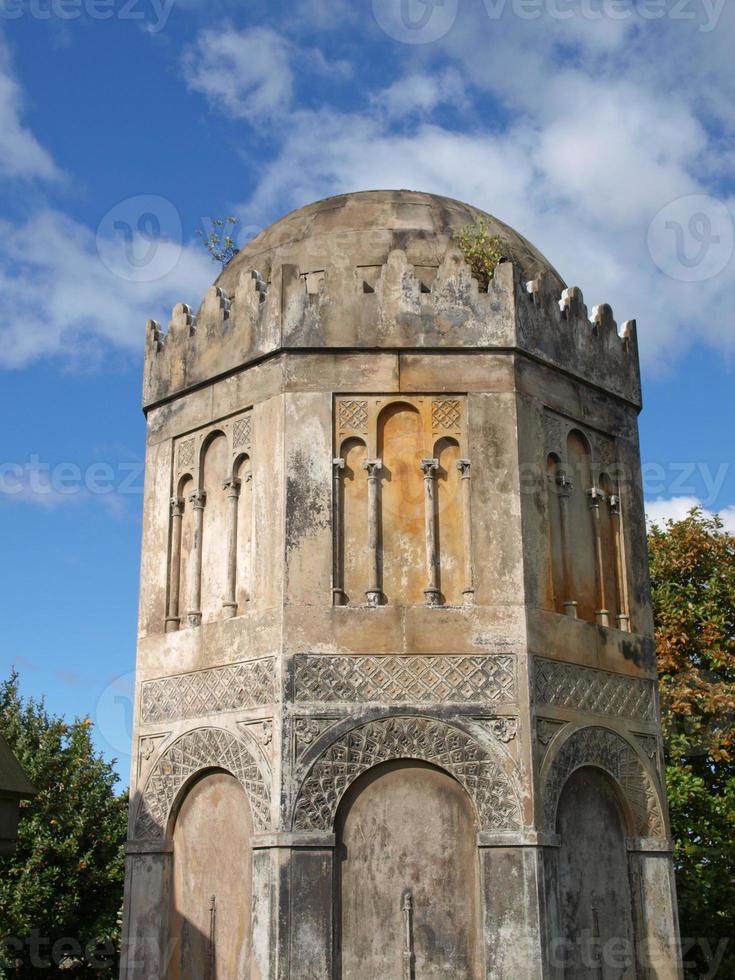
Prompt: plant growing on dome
<box><xmin>455</xmin><ymin>221</ymin><xmax>506</xmax><ymax>291</ymax></box>
<box><xmin>198</xmin><ymin>216</ymin><xmax>240</xmax><ymax>267</ymax></box>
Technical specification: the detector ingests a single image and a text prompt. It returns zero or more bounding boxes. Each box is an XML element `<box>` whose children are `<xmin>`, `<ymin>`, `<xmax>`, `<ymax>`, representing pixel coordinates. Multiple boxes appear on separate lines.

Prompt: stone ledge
<box><xmin>252</xmin><ymin>832</ymin><xmax>336</xmax><ymax>850</ymax></box>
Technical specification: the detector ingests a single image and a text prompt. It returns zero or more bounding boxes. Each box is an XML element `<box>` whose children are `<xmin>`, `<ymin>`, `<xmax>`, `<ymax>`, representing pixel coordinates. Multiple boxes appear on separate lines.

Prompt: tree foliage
<box><xmin>649</xmin><ymin>509</ymin><xmax>735</xmax><ymax>978</ymax></box>
<box><xmin>455</xmin><ymin>221</ymin><xmax>505</xmax><ymax>291</ymax></box>
<box><xmin>198</xmin><ymin>216</ymin><xmax>240</xmax><ymax>267</ymax></box>
<box><xmin>0</xmin><ymin>672</ymin><xmax>127</xmax><ymax>977</ymax></box>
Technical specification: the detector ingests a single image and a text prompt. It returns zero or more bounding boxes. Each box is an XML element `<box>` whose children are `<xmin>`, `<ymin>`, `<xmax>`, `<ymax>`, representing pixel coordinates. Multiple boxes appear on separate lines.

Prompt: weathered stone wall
<box><xmin>121</xmin><ymin>191</ymin><xmax>681</xmax><ymax>980</ymax></box>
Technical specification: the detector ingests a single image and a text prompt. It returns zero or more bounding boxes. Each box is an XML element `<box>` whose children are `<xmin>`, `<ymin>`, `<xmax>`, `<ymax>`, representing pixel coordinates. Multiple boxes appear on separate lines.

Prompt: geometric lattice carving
<box><xmin>141</xmin><ymin>659</ymin><xmax>276</xmax><ymax>724</ymax></box>
<box><xmin>534</xmin><ymin>659</ymin><xmax>655</xmax><ymax>722</ymax></box>
<box><xmin>543</xmin><ymin>726</ymin><xmax>665</xmax><ymax>838</ymax></box>
<box><xmin>337</xmin><ymin>399</ymin><xmax>368</xmax><ymax>433</ymax></box>
<box><xmin>134</xmin><ymin>727</ymin><xmax>271</xmax><ymax>838</ymax></box>
<box><xmin>292</xmin><ymin>716</ymin><xmax>522</xmax><ymax>832</ymax></box>
<box><xmin>293</xmin><ymin>655</ymin><xmax>516</xmax><ymax>704</ymax></box>
<box><xmin>233</xmin><ymin>416</ymin><xmax>252</xmax><ymax>450</ymax></box>
<box><xmin>177</xmin><ymin>438</ymin><xmax>195</xmax><ymax>470</ymax></box>
<box><xmin>431</xmin><ymin>398</ymin><xmax>461</xmax><ymax>430</ymax></box>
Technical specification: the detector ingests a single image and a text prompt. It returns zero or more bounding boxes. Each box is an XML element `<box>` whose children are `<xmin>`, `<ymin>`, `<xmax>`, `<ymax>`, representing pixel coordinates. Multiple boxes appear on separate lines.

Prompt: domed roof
<box><xmin>217</xmin><ymin>190</ymin><xmax>565</xmax><ymax>293</ymax></box>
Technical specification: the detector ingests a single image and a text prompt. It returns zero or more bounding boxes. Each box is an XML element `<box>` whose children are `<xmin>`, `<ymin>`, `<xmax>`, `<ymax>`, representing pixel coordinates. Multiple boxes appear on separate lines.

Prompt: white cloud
<box><xmin>0</xmin><ymin>40</ymin><xmax>59</xmax><ymax>181</ymax></box>
<box><xmin>371</xmin><ymin>70</ymin><xmax>466</xmax><ymax>121</ymax></box>
<box><xmin>182</xmin><ymin>26</ymin><xmax>293</xmax><ymax>121</ymax></box>
<box><xmin>645</xmin><ymin>496</ymin><xmax>735</xmax><ymax>534</ymax></box>
<box><xmin>171</xmin><ymin>11</ymin><xmax>735</xmax><ymax>373</ymax></box>
<box><xmin>0</xmin><ymin>209</ymin><xmax>213</xmax><ymax>368</ymax></box>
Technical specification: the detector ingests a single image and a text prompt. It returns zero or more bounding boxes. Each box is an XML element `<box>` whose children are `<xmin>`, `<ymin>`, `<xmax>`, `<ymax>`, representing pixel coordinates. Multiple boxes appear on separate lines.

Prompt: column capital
<box><xmin>554</xmin><ymin>473</ymin><xmax>574</xmax><ymax>496</ymax></box>
<box><xmin>363</xmin><ymin>458</ymin><xmax>382</xmax><ymax>477</ymax></box>
<box><xmin>332</xmin><ymin>457</ymin><xmax>346</xmax><ymax>472</ymax></box>
<box><xmin>170</xmin><ymin>496</ymin><xmax>185</xmax><ymax>517</ymax></box>
<box><xmin>457</xmin><ymin>458</ymin><xmax>471</xmax><ymax>478</ymax></box>
<box><xmin>188</xmin><ymin>489</ymin><xmax>207</xmax><ymax>509</ymax></box>
<box><xmin>420</xmin><ymin>458</ymin><xmax>439</xmax><ymax>476</ymax></box>
<box><xmin>223</xmin><ymin>477</ymin><xmax>242</xmax><ymax>496</ymax></box>
<box><xmin>586</xmin><ymin>486</ymin><xmax>606</xmax><ymax>504</ymax></box>
<box><xmin>608</xmin><ymin>493</ymin><xmax>621</xmax><ymax>514</ymax></box>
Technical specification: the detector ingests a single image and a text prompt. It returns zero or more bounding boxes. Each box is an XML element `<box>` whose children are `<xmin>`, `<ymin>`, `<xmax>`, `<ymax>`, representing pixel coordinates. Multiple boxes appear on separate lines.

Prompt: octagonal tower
<box><xmin>121</xmin><ymin>191</ymin><xmax>682</xmax><ymax>979</ymax></box>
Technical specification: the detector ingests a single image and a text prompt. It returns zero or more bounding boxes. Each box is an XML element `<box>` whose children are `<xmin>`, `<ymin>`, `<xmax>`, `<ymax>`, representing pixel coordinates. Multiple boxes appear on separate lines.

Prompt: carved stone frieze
<box><xmin>536</xmin><ymin>718</ymin><xmax>566</xmax><ymax>747</ymax></box>
<box><xmin>134</xmin><ymin>727</ymin><xmax>271</xmax><ymax>839</ymax></box>
<box><xmin>337</xmin><ymin>399</ymin><xmax>369</xmax><ymax>434</ymax></box>
<box><xmin>177</xmin><ymin>438</ymin><xmax>195</xmax><ymax>472</ymax></box>
<box><xmin>481</xmin><ymin>717</ymin><xmax>518</xmax><ymax>743</ymax></box>
<box><xmin>293</xmin><ymin>717</ymin><xmax>341</xmax><ymax>765</ymax></box>
<box><xmin>293</xmin><ymin>655</ymin><xmax>516</xmax><ymax>705</ymax></box>
<box><xmin>431</xmin><ymin>398</ymin><xmax>462</xmax><ymax>431</ymax></box>
<box><xmin>534</xmin><ymin>659</ymin><xmax>655</xmax><ymax>723</ymax></box>
<box><xmin>292</xmin><ymin>716</ymin><xmax>522</xmax><ymax>832</ymax></box>
<box><xmin>543</xmin><ymin>726</ymin><xmax>664</xmax><ymax>838</ymax></box>
<box><xmin>232</xmin><ymin>415</ymin><xmax>252</xmax><ymax>450</ymax></box>
<box><xmin>141</xmin><ymin>659</ymin><xmax>276</xmax><ymax>725</ymax></box>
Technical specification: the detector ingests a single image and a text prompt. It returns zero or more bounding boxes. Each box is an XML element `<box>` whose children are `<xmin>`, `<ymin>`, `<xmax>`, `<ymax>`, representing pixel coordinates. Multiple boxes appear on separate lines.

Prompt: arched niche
<box><xmin>377</xmin><ymin>402</ymin><xmax>425</xmax><ymax>604</ymax></box>
<box><xmin>199</xmin><ymin>431</ymin><xmax>228</xmax><ymax>623</ymax></box>
<box><xmin>555</xmin><ymin>768</ymin><xmax>636</xmax><ymax>979</ymax></box>
<box><xmin>234</xmin><ymin>453</ymin><xmax>253</xmax><ymax>611</ymax></box>
<box><xmin>545</xmin><ymin>453</ymin><xmax>566</xmax><ymax>614</ymax></box>
<box><xmin>337</xmin><ymin>761</ymin><xmax>484</xmax><ymax>979</ymax></box>
<box><xmin>566</xmin><ymin>430</ymin><xmax>597</xmax><ymax>623</ymax></box>
<box><xmin>173</xmin><ymin>474</ymin><xmax>194</xmax><ymax>627</ymax></box>
<box><xmin>434</xmin><ymin>436</ymin><xmax>462</xmax><ymax>604</ymax></box>
<box><xmin>292</xmin><ymin>715</ymin><xmax>522</xmax><ymax>834</ymax></box>
<box><xmin>600</xmin><ymin>472</ymin><xmax>623</xmax><ymax>626</ymax></box>
<box><xmin>134</xmin><ymin>728</ymin><xmax>271</xmax><ymax>840</ymax></box>
<box><xmin>168</xmin><ymin>770</ymin><xmax>253</xmax><ymax>980</ymax></box>
<box><xmin>339</xmin><ymin>437</ymin><xmax>367</xmax><ymax>604</ymax></box>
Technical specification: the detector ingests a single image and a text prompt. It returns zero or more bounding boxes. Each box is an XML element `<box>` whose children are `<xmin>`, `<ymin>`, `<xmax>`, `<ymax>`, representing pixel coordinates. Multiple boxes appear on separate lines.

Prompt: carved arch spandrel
<box><xmin>541</xmin><ymin>725</ymin><xmax>665</xmax><ymax>839</ymax></box>
<box><xmin>291</xmin><ymin>715</ymin><xmax>523</xmax><ymax>833</ymax></box>
<box><xmin>134</xmin><ymin>726</ymin><xmax>271</xmax><ymax>840</ymax></box>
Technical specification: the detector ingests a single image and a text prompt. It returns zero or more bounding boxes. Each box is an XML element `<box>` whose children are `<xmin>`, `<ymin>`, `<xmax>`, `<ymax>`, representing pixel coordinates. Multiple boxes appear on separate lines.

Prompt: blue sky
<box><xmin>0</xmin><ymin>0</ymin><xmax>733</xmax><ymax>783</ymax></box>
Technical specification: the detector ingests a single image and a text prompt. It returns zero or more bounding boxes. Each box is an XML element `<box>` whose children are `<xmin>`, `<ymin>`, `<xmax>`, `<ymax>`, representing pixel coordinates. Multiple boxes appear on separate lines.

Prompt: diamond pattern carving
<box><xmin>292</xmin><ymin>716</ymin><xmax>522</xmax><ymax>832</ymax></box>
<box><xmin>431</xmin><ymin>398</ymin><xmax>461</xmax><ymax>430</ymax></box>
<box><xmin>177</xmin><ymin>438</ymin><xmax>195</xmax><ymax>470</ymax></box>
<box><xmin>135</xmin><ymin>727</ymin><xmax>271</xmax><ymax>838</ymax></box>
<box><xmin>141</xmin><ymin>660</ymin><xmax>276</xmax><ymax>724</ymax></box>
<box><xmin>534</xmin><ymin>659</ymin><xmax>655</xmax><ymax>722</ymax></box>
<box><xmin>294</xmin><ymin>655</ymin><xmax>515</xmax><ymax>704</ymax></box>
<box><xmin>337</xmin><ymin>399</ymin><xmax>368</xmax><ymax>433</ymax></box>
<box><xmin>233</xmin><ymin>416</ymin><xmax>252</xmax><ymax>450</ymax></box>
<box><xmin>543</xmin><ymin>726</ymin><xmax>664</xmax><ymax>838</ymax></box>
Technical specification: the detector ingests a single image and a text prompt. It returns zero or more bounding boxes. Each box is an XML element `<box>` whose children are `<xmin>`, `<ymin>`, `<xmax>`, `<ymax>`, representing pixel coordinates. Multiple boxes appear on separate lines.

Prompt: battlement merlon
<box><xmin>142</xmin><ymin>254</ymin><xmax>642</xmax><ymax>410</ymax></box>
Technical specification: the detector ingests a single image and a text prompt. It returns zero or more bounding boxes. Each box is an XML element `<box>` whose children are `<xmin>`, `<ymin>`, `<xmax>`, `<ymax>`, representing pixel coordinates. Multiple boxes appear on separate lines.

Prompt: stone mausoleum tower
<box><xmin>121</xmin><ymin>191</ymin><xmax>682</xmax><ymax>979</ymax></box>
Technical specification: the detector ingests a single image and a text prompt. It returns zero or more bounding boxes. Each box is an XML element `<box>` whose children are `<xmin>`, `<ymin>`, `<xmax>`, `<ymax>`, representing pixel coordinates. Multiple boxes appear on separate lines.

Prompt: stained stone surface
<box><xmin>121</xmin><ymin>190</ymin><xmax>681</xmax><ymax>979</ymax></box>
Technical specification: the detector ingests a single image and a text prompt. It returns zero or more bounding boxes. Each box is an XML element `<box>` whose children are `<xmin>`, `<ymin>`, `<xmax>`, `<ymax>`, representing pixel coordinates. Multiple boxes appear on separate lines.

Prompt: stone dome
<box><xmin>216</xmin><ymin>189</ymin><xmax>565</xmax><ymax>294</ymax></box>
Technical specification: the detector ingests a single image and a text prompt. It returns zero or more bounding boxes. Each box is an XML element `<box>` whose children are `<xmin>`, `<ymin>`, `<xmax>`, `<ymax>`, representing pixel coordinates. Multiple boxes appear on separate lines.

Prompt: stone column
<box><xmin>586</xmin><ymin>486</ymin><xmax>610</xmax><ymax>627</ymax></box>
<box><xmin>627</xmin><ymin>840</ymin><xmax>683</xmax><ymax>979</ymax></box>
<box><xmin>119</xmin><ymin>841</ymin><xmax>173</xmax><ymax>980</ymax></box>
<box><xmin>252</xmin><ymin>833</ymin><xmax>335</xmax><ymax>979</ymax></box>
<box><xmin>332</xmin><ymin>458</ymin><xmax>346</xmax><ymax>606</ymax></box>
<box><xmin>363</xmin><ymin>459</ymin><xmax>382</xmax><ymax>607</ymax></box>
<box><xmin>186</xmin><ymin>489</ymin><xmax>206</xmax><ymax>627</ymax></box>
<box><xmin>457</xmin><ymin>459</ymin><xmax>475</xmax><ymax>605</ymax></box>
<box><xmin>420</xmin><ymin>458</ymin><xmax>441</xmax><ymax>606</ymax></box>
<box><xmin>556</xmin><ymin>474</ymin><xmax>578</xmax><ymax>618</ymax></box>
<box><xmin>222</xmin><ymin>478</ymin><xmax>241</xmax><ymax>619</ymax></box>
<box><xmin>609</xmin><ymin>494</ymin><xmax>630</xmax><ymax>631</ymax></box>
<box><xmin>478</xmin><ymin>832</ymin><xmax>559</xmax><ymax>980</ymax></box>
<box><xmin>165</xmin><ymin>497</ymin><xmax>184</xmax><ymax>633</ymax></box>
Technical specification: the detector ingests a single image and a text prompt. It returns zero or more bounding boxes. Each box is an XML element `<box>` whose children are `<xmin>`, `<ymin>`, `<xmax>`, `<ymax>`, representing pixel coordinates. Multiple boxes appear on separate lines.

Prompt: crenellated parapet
<box><xmin>144</xmin><ymin>249</ymin><xmax>641</xmax><ymax>407</ymax></box>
